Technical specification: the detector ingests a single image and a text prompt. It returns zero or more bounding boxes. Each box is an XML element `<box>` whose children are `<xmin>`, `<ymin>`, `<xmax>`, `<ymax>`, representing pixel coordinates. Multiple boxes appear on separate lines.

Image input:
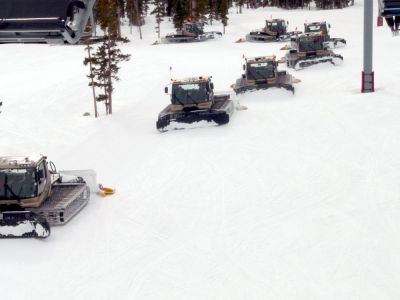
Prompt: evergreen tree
<box><xmin>218</xmin><ymin>0</ymin><xmax>229</xmax><ymax>33</ymax></box>
<box><xmin>95</xmin><ymin>0</ymin><xmax>120</xmax><ymax>35</ymax></box>
<box><xmin>84</xmin><ymin>0</ymin><xmax>131</xmax><ymax>116</ymax></box>
<box><xmin>127</xmin><ymin>0</ymin><xmax>150</xmax><ymax>25</ymax></box>
<box><xmin>127</xmin><ymin>0</ymin><xmax>140</xmax><ymax>26</ymax></box>
<box><xmin>234</xmin><ymin>0</ymin><xmax>245</xmax><ymax>13</ymax></box>
<box><xmin>83</xmin><ymin>36</ymin><xmax>130</xmax><ymax>115</ymax></box>
<box><xmin>166</xmin><ymin>0</ymin><xmax>174</xmax><ymax>16</ymax></box>
<box><xmin>151</xmin><ymin>0</ymin><xmax>166</xmax><ymax>38</ymax></box>
<box><xmin>127</xmin><ymin>0</ymin><xmax>150</xmax><ymax>38</ymax></box>
<box><xmin>208</xmin><ymin>0</ymin><xmax>218</xmax><ymax>24</ymax></box>
<box><xmin>194</xmin><ymin>0</ymin><xmax>209</xmax><ymax>21</ymax></box>
<box><xmin>172</xmin><ymin>0</ymin><xmax>190</xmax><ymax>28</ymax></box>
<box><xmin>83</xmin><ymin>42</ymin><xmax>99</xmax><ymax>118</ymax></box>
<box><xmin>314</xmin><ymin>0</ymin><xmax>351</xmax><ymax>8</ymax></box>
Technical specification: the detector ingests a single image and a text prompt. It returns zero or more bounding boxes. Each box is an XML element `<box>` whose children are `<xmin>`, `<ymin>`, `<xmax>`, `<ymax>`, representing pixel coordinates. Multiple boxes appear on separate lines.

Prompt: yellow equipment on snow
<box><xmin>97</xmin><ymin>184</ymin><xmax>115</xmax><ymax>197</ymax></box>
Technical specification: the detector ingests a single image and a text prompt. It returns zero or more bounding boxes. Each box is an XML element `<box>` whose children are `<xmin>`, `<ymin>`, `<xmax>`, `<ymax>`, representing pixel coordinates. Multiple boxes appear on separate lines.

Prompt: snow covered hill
<box><xmin>2</xmin><ymin>1</ymin><xmax>400</xmax><ymax>299</ymax></box>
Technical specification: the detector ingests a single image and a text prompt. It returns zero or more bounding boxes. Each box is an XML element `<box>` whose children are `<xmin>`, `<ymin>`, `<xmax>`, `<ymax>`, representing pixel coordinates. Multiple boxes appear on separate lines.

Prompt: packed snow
<box><xmin>2</xmin><ymin>1</ymin><xmax>400</xmax><ymax>299</ymax></box>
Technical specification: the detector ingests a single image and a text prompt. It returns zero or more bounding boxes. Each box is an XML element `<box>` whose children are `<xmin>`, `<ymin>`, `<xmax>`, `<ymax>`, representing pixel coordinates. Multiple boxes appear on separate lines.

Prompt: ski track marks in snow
<box><xmin>3</xmin><ymin>1</ymin><xmax>400</xmax><ymax>299</ymax></box>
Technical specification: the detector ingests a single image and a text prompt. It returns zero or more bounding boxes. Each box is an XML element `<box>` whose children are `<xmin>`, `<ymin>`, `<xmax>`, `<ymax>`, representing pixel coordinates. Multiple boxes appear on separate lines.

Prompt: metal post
<box><xmin>362</xmin><ymin>0</ymin><xmax>374</xmax><ymax>93</ymax></box>
<box><xmin>89</xmin><ymin>12</ymin><xmax>96</xmax><ymax>37</ymax></box>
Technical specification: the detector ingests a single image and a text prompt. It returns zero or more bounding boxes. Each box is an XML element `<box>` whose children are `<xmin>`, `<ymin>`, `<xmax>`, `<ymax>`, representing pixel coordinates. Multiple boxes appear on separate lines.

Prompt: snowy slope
<box><xmin>2</xmin><ymin>1</ymin><xmax>400</xmax><ymax>299</ymax></box>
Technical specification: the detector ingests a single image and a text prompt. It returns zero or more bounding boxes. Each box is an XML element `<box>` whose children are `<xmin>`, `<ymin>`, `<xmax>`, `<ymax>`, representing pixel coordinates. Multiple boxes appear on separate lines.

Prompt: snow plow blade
<box><xmin>0</xmin><ymin>211</ymin><xmax>50</xmax><ymax>239</ymax></box>
<box><xmin>161</xmin><ymin>31</ymin><xmax>222</xmax><ymax>43</ymax></box>
<box><xmin>331</xmin><ymin>38</ymin><xmax>346</xmax><ymax>48</ymax></box>
<box><xmin>60</xmin><ymin>169</ymin><xmax>97</xmax><ymax>192</ymax></box>
<box><xmin>245</xmin><ymin>32</ymin><xmax>276</xmax><ymax>42</ymax></box>
<box><xmin>246</xmin><ymin>31</ymin><xmax>301</xmax><ymax>43</ymax></box>
<box><xmin>233</xmin><ymin>74</ymin><xmax>295</xmax><ymax>95</ymax></box>
<box><xmin>234</xmin><ymin>82</ymin><xmax>294</xmax><ymax>94</ymax></box>
<box><xmin>292</xmin><ymin>54</ymin><xmax>343</xmax><ymax>70</ymax></box>
<box><xmin>324</xmin><ymin>38</ymin><xmax>346</xmax><ymax>49</ymax></box>
<box><xmin>156</xmin><ymin>95</ymin><xmax>234</xmax><ymax>132</ymax></box>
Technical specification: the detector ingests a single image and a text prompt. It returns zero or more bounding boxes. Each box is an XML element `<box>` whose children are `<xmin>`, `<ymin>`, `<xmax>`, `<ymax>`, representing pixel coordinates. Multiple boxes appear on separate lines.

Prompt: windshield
<box><xmin>186</xmin><ymin>23</ymin><xmax>204</xmax><ymax>34</ymax></box>
<box><xmin>0</xmin><ymin>168</ymin><xmax>37</xmax><ymax>200</ymax></box>
<box><xmin>172</xmin><ymin>82</ymin><xmax>209</xmax><ymax>105</ymax></box>
<box><xmin>299</xmin><ymin>36</ymin><xmax>323</xmax><ymax>52</ymax></box>
<box><xmin>266</xmin><ymin>21</ymin><xmax>285</xmax><ymax>33</ymax></box>
<box><xmin>305</xmin><ymin>24</ymin><xmax>327</xmax><ymax>33</ymax></box>
<box><xmin>247</xmin><ymin>62</ymin><xmax>275</xmax><ymax>80</ymax></box>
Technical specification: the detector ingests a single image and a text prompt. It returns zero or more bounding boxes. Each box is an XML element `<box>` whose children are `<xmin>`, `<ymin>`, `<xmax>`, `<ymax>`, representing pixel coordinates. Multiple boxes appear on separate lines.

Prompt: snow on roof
<box><xmin>246</xmin><ymin>55</ymin><xmax>276</xmax><ymax>63</ymax></box>
<box><xmin>0</xmin><ymin>154</ymin><xmax>45</xmax><ymax>168</ymax></box>
<box><xmin>172</xmin><ymin>76</ymin><xmax>210</xmax><ymax>83</ymax></box>
<box><xmin>305</xmin><ymin>21</ymin><xmax>327</xmax><ymax>25</ymax></box>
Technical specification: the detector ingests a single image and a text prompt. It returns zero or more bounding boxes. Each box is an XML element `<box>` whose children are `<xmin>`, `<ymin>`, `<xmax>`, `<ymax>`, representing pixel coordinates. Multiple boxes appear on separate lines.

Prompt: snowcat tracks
<box><xmin>0</xmin><ymin>211</ymin><xmax>50</xmax><ymax>239</ymax></box>
<box><xmin>156</xmin><ymin>97</ymin><xmax>234</xmax><ymax>132</ymax></box>
<box><xmin>32</xmin><ymin>183</ymin><xmax>90</xmax><ymax>226</ymax></box>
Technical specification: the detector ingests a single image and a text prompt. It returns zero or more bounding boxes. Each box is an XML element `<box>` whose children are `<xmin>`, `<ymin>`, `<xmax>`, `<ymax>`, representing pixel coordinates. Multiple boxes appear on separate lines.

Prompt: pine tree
<box><xmin>84</xmin><ymin>36</ymin><xmax>130</xmax><ymax>115</ymax></box>
<box><xmin>83</xmin><ymin>42</ymin><xmax>99</xmax><ymax>118</ymax></box>
<box><xmin>208</xmin><ymin>0</ymin><xmax>218</xmax><ymax>24</ymax></box>
<box><xmin>172</xmin><ymin>0</ymin><xmax>190</xmax><ymax>28</ymax></box>
<box><xmin>84</xmin><ymin>0</ymin><xmax>131</xmax><ymax>116</ymax></box>
<box><xmin>151</xmin><ymin>0</ymin><xmax>166</xmax><ymax>38</ymax></box>
<box><xmin>166</xmin><ymin>0</ymin><xmax>174</xmax><ymax>16</ymax></box>
<box><xmin>127</xmin><ymin>0</ymin><xmax>141</xmax><ymax>36</ymax></box>
<box><xmin>95</xmin><ymin>0</ymin><xmax>121</xmax><ymax>36</ymax></box>
<box><xmin>127</xmin><ymin>0</ymin><xmax>150</xmax><ymax>38</ymax></box>
<box><xmin>218</xmin><ymin>0</ymin><xmax>229</xmax><ymax>33</ymax></box>
<box><xmin>194</xmin><ymin>0</ymin><xmax>209</xmax><ymax>21</ymax></box>
<box><xmin>314</xmin><ymin>0</ymin><xmax>351</xmax><ymax>8</ymax></box>
<box><xmin>234</xmin><ymin>0</ymin><xmax>245</xmax><ymax>13</ymax></box>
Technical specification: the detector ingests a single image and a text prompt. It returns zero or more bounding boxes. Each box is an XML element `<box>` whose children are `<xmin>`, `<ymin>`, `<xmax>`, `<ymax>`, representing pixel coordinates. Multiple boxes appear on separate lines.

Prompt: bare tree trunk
<box><xmin>86</xmin><ymin>45</ymin><xmax>98</xmax><ymax>118</ymax></box>
<box><xmin>117</xmin><ymin>7</ymin><xmax>122</xmax><ymax>38</ymax></box>
<box><xmin>108</xmin><ymin>74</ymin><xmax>112</xmax><ymax>114</ymax></box>
<box><xmin>104</xmin><ymin>84</ymin><xmax>109</xmax><ymax>114</ymax></box>
<box><xmin>106</xmin><ymin>37</ymin><xmax>113</xmax><ymax>115</ymax></box>
<box><xmin>133</xmin><ymin>0</ymin><xmax>143</xmax><ymax>39</ymax></box>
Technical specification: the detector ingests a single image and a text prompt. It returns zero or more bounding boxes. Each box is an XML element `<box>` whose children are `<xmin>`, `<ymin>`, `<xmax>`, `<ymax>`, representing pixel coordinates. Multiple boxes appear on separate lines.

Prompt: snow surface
<box><xmin>2</xmin><ymin>1</ymin><xmax>400</xmax><ymax>299</ymax></box>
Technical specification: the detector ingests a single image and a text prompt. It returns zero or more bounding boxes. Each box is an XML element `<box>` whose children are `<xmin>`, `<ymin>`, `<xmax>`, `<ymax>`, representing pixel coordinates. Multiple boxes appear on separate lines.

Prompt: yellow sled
<box><xmin>97</xmin><ymin>184</ymin><xmax>115</xmax><ymax>197</ymax></box>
